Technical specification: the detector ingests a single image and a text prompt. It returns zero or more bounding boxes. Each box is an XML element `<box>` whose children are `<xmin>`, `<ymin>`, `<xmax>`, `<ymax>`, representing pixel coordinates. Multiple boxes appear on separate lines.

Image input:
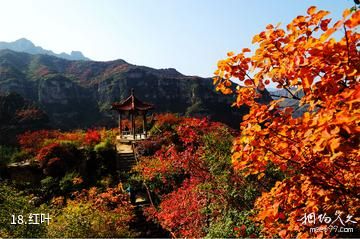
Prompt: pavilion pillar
<box><xmin>143</xmin><ymin>112</ymin><xmax>147</xmax><ymax>138</ymax></box>
<box><xmin>131</xmin><ymin>112</ymin><xmax>136</xmax><ymax>140</ymax></box>
<box><xmin>119</xmin><ymin>113</ymin><xmax>122</xmax><ymax>137</ymax></box>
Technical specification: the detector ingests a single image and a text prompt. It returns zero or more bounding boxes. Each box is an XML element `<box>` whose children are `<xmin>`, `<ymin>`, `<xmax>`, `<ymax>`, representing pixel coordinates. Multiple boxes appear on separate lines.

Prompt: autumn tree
<box><xmin>213</xmin><ymin>6</ymin><xmax>359</xmax><ymax>238</ymax></box>
<box><xmin>134</xmin><ymin>115</ymin><xmax>271</xmax><ymax>237</ymax></box>
<box><xmin>47</xmin><ymin>184</ymin><xmax>137</xmax><ymax>238</ymax></box>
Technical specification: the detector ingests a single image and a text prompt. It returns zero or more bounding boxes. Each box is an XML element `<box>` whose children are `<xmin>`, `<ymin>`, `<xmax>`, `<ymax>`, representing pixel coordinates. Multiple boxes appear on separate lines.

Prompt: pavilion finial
<box><xmin>131</xmin><ymin>88</ymin><xmax>134</xmax><ymax>95</ymax></box>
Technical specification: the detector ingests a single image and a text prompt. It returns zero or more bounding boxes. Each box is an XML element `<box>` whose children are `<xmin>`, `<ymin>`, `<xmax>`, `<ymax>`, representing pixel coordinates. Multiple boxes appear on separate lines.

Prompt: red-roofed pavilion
<box><xmin>112</xmin><ymin>89</ymin><xmax>154</xmax><ymax>140</ymax></box>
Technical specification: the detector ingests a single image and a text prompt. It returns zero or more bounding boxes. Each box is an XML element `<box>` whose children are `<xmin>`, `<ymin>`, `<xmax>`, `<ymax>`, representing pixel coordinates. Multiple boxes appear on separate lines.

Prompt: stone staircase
<box><xmin>115</xmin><ymin>138</ymin><xmax>169</xmax><ymax>237</ymax></box>
<box><xmin>115</xmin><ymin>139</ymin><xmax>136</xmax><ymax>172</ymax></box>
<box><xmin>116</xmin><ymin>152</ymin><xmax>136</xmax><ymax>171</ymax></box>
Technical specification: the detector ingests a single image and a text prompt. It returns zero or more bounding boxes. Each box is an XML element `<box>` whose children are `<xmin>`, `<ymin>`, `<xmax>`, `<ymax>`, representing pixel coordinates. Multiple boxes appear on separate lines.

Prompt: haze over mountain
<box><xmin>0</xmin><ymin>38</ymin><xmax>90</xmax><ymax>61</ymax></box>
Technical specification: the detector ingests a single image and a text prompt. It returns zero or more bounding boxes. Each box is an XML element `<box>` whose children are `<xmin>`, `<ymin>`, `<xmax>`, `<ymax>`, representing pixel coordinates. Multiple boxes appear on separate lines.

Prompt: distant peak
<box><xmin>13</xmin><ymin>38</ymin><xmax>35</xmax><ymax>47</ymax></box>
<box><xmin>0</xmin><ymin>38</ymin><xmax>90</xmax><ymax>61</ymax></box>
<box><xmin>15</xmin><ymin>37</ymin><xmax>32</xmax><ymax>42</ymax></box>
<box><xmin>70</xmin><ymin>51</ymin><xmax>85</xmax><ymax>57</ymax></box>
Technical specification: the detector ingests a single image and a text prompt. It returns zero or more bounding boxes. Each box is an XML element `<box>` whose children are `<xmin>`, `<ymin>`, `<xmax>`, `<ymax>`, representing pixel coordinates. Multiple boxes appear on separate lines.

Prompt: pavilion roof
<box><xmin>111</xmin><ymin>89</ymin><xmax>154</xmax><ymax>112</ymax></box>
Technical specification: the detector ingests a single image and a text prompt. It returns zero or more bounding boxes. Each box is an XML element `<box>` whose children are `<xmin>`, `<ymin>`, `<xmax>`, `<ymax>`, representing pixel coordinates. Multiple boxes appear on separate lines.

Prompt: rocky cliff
<box><xmin>0</xmin><ymin>49</ymin><xmax>272</xmax><ymax>129</ymax></box>
<box><xmin>0</xmin><ymin>92</ymin><xmax>49</xmax><ymax>144</ymax></box>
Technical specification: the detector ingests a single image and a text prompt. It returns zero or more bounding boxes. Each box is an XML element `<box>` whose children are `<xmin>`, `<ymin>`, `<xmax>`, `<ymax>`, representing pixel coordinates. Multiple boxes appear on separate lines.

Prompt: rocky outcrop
<box><xmin>0</xmin><ymin>92</ymin><xmax>49</xmax><ymax>144</ymax></box>
<box><xmin>5</xmin><ymin>161</ymin><xmax>42</xmax><ymax>183</ymax></box>
<box><xmin>0</xmin><ymin>49</ymin><xmax>272</xmax><ymax>129</ymax></box>
<box><xmin>270</xmin><ymin>88</ymin><xmax>307</xmax><ymax>117</ymax></box>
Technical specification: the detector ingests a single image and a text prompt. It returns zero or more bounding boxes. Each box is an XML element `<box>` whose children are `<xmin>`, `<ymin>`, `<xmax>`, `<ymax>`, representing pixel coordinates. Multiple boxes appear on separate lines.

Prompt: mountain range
<box><xmin>0</xmin><ymin>38</ymin><xmax>90</xmax><ymax>61</ymax></box>
<box><xmin>0</xmin><ymin>45</ymin><xmax>272</xmax><ymax>132</ymax></box>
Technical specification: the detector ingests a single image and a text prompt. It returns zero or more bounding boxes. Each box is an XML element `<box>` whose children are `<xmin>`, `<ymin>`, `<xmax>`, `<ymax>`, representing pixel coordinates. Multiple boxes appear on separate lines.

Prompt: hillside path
<box><xmin>116</xmin><ymin>143</ymin><xmax>133</xmax><ymax>154</ymax></box>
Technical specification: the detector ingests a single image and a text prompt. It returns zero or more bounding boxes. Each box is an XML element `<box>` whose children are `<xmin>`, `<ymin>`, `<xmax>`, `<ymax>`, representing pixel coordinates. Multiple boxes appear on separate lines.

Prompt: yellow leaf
<box><xmin>253</xmin><ymin>124</ymin><xmax>261</xmax><ymax>132</ymax></box>
<box><xmin>227</xmin><ymin>51</ymin><xmax>235</xmax><ymax>57</ymax></box>
<box><xmin>343</xmin><ymin>8</ymin><xmax>351</xmax><ymax>19</ymax></box>
<box><xmin>307</xmin><ymin>6</ymin><xmax>317</xmax><ymax>15</ymax></box>
<box><xmin>302</xmin><ymin>76</ymin><xmax>313</xmax><ymax>91</ymax></box>
<box><xmin>317</xmin><ymin>189</ymin><xmax>326</xmax><ymax>197</ymax></box>
<box><xmin>314</xmin><ymin>139</ymin><xmax>325</xmax><ymax>152</ymax></box>
<box><xmin>333</xmin><ymin>20</ymin><xmax>343</xmax><ymax>29</ymax></box>
<box><xmin>273</xmin><ymin>201</ymin><xmax>280</xmax><ymax>215</ymax></box>
<box><xmin>329</xmin><ymin>137</ymin><xmax>341</xmax><ymax>153</ymax></box>
<box><xmin>223</xmin><ymin>88</ymin><xmax>233</xmax><ymax>95</ymax></box>
<box><xmin>212</xmin><ymin>77</ymin><xmax>219</xmax><ymax>84</ymax></box>
<box><xmin>252</xmin><ymin>34</ymin><xmax>261</xmax><ymax>43</ymax></box>
<box><xmin>345</xmin><ymin>10</ymin><xmax>360</xmax><ymax>28</ymax></box>
<box><xmin>346</xmin><ymin>68</ymin><xmax>357</xmax><ymax>76</ymax></box>
<box><xmin>258</xmin><ymin>173</ymin><xmax>265</xmax><ymax>179</ymax></box>
<box><xmin>320</xmin><ymin>28</ymin><xmax>336</xmax><ymax>42</ymax></box>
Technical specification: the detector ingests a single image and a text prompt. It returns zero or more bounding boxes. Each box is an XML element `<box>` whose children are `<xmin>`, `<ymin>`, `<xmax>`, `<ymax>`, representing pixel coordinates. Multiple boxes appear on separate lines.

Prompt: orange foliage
<box><xmin>62</xmin><ymin>184</ymin><xmax>135</xmax><ymax>235</ymax></box>
<box><xmin>84</xmin><ymin>129</ymin><xmax>101</xmax><ymax>146</ymax></box>
<box><xmin>18</xmin><ymin>130</ymin><xmax>60</xmax><ymax>154</ymax></box>
<box><xmin>213</xmin><ymin>7</ymin><xmax>359</xmax><ymax>238</ymax></box>
<box><xmin>155</xmin><ymin>113</ymin><xmax>181</xmax><ymax>127</ymax></box>
<box><xmin>72</xmin><ymin>184</ymin><xmax>133</xmax><ymax>214</ymax></box>
<box><xmin>58</xmin><ymin>131</ymin><xmax>84</xmax><ymax>143</ymax></box>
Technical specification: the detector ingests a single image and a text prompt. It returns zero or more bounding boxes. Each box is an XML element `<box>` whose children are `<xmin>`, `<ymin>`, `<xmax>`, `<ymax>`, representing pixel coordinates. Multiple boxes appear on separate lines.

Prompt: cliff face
<box><xmin>0</xmin><ymin>49</ymin><xmax>272</xmax><ymax>129</ymax></box>
<box><xmin>0</xmin><ymin>92</ymin><xmax>49</xmax><ymax>144</ymax></box>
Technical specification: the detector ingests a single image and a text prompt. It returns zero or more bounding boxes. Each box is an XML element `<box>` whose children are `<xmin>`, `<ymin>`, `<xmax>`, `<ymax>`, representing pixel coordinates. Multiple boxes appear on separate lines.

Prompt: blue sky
<box><xmin>0</xmin><ymin>0</ymin><xmax>354</xmax><ymax>77</ymax></box>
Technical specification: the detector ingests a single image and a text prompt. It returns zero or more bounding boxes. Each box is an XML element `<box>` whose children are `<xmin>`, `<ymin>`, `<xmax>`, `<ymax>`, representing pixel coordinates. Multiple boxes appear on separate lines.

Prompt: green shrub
<box><xmin>0</xmin><ymin>145</ymin><xmax>19</xmax><ymax>165</ymax></box>
<box><xmin>92</xmin><ymin>140</ymin><xmax>116</xmax><ymax>177</ymax></box>
<box><xmin>94</xmin><ymin>139</ymin><xmax>113</xmax><ymax>153</ymax></box>
<box><xmin>206</xmin><ymin>209</ymin><xmax>260</xmax><ymax>238</ymax></box>
<box><xmin>10</xmin><ymin>150</ymin><xmax>30</xmax><ymax>163</ymax></box>
<box><xmin>47</xmin><ymin>202</ymin><xmax>93</xmax><ymax>238</ymax></box>
<box><xmin>48</xmin><ymin>202</ymin><xmax>137</xmax><ymax>238</ymax></box>
<box><xmin>59</xmin><ymin>171</ymin><xmax>82</xmax><ymax>194</ymax></box>
<box><xmin>40</xmin><ymin>176</ymin><xmax>60</xmax><ymax>197</ymax></box>
<box><xmin>0</xmin><ymin>183</ymin><xmax>48</xmax><ymax>238</ymax></box>
<box><xmin>47</xmin><ymin>187</ymin><xmax>138</xmax><ymax>238</ymax></box>
<box><xmin>59</xmin><ymin>139</ymin><xmax>81</xmax><ymax>148</ymax></box>
<box><xmin>97</xmin><ymin>175</ymin><xmax>113</xmax><ymax>189</ymax></box>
